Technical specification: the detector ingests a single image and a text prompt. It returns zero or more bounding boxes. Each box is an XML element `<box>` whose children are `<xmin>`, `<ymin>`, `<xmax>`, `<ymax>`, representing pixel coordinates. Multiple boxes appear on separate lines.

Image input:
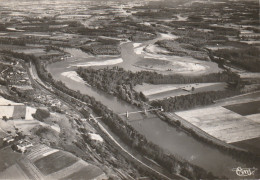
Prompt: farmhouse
<box><xmin>16</xmin><ymin>140</ymin><xmax>33</xmax><ymax>153</ymax></box>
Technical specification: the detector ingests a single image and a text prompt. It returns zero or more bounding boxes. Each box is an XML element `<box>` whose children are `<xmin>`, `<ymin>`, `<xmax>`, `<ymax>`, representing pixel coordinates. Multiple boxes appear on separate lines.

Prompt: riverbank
<box><xmin>32</xmin><ymin>57</ymin><xmax>221</xmax><ymax>179</ymax></box>
<box><xmin>47</xmin><ymin>55</ymin><xmax>256</xmax><ymax>178</ymax></box>
<box><xmin>156</xmin><ymin>112</ymin><xmax>260</xmax><ymax>166</ymax></box>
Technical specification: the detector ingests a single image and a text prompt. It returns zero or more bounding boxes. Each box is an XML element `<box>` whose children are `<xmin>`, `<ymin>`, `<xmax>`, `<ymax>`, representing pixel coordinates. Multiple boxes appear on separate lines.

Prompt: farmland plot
<box><xmin>0</xmin><ymin>164</ymin><xmax>29</xmax><ymax>179</ymax></box>
<box><xmin>176</xmin><ymin>106</ymin><xmax>260</xmax><ymax>143</ymax></box>
<box><xmin>34</xmin><ymin>151</ymin><xmax>78</xmax><ymax>175</ymax></box>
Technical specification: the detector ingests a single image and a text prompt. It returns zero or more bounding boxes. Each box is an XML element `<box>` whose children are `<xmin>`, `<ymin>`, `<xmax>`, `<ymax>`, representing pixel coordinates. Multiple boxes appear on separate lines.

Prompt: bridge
<box><xmin>118</xmin><ymin>106</ymin><xmax>164</xmax><ymax>118</ymax></box>
<box><xmin>88</xmin><ymin>106</ymin><xmax>163</xmax><ymax>121</ymax></box>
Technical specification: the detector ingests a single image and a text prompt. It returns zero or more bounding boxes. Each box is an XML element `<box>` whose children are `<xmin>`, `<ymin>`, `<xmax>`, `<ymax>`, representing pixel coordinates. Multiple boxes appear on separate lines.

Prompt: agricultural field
<box><xmin>34</xmin><ymin>150</ymin><xmax>78</xmax><ymax>175</ymax></box>
<box><xmin>224</xmin><ymin>100</ymin><xmax>260</xmax><ymax>116</ymax></box>
<box><xmin>215</xmin><ymin>91</ymin><xmax>260</xmax><ymax>106</ymax></box>
<box><xmin>175</xmin><ymin>100</ymin><xmax>260</xmax><ymax>144</ymax></box>
<box><xmin>134</xmin><ymin>82</ymin><xmax>226</xmax><ymax>101</ymax></box>
<box><xmin>0</xmin><ymin>144</ymin><xmax>107</xmax><ymax>180</ymax></box>
<box><xmin>0</xmin><ymin>104</ymin><xmax>36</xmax><ymax>120</ymax></box>
<box><xmin>0</xmin><ymin>147</ymin><xmax>23</xmax><ymax>171</ymax></box>
<box><xmin>0</xmin><ymin>96</ymin><xmax>23</xmax><ymax>106</ymax></box>
<box><xmin>0</xmin><ymin>164</ymin><xmax>29</xmax><ymax>179</ymax></box>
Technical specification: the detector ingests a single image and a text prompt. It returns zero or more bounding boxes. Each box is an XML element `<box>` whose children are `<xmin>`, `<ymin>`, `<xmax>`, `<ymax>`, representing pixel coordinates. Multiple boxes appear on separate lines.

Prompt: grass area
<box><xmin>34</xmin><ymin>151</ymin><xmax>78</xmax><ymax>175</ymax></box>
<box><xmin>60</xmin><ymin>164</ymin><xmax>105</xmax><ymax>180</ymax></box>
<box><xmin>12</xmin><ymin>105</ymin><xmax>26</xmax><ymax>119</ymax></box>
<box><xmin>0</xmin><ymin>164</ymin><xmax>29</xmax><ymax>179</ymax></box>
<box><xmin>0</xmin><ymin>147</ymin><xmax>22</xmax><ymax>171</ymax></box>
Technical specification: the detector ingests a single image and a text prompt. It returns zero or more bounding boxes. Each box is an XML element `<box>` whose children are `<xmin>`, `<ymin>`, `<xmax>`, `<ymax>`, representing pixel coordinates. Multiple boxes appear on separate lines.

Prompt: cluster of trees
<box><xmin>133</xmin><ymin>10</ymin><xmax>175</xmax><ymax>19</ymax></box>
<box><xmin>0</xmin><ymin>50</ymin><xmax>36</xmax><ymax>63</ymax></box>
<box><xmin>0</xmin><ymin>23</ymin><xmax>6</xmax><ymax>31</ymax></box>
<box><xmin>76</xmin><ymin>67</ymin><xmax>241</xmax><ymax>107</ymax></box>
<box><xmin>20</xmin><ymin>54</ymin><xmax>217</xmax><ymax>179</ymax></box>
<box><xmin>210</xmin><ymin>26</ymin><xmax>240</xmax><ymax>36</ymax></box>
<box><xmin>151</xmin><ymin>90</ymin><xmax>240</xmax><ymax>112</ymax></box>
<box><xmin>213</xmin><ymin>47</ymin><xmax>260</xmax><ymax>72</ymax></box>
<box><xmin>129</xmin><ymin>32</ymin><xmax>156</xmax><ymax>42</ymax></box>
<box><xmin>155</xmin><ymin>39</ymin><xmax>210</xmax><ymax>60</ymax></box>
<box><xmin>44</xmin><ymin>45</ymin><xmax>63</xmax><ymax>53</ymax></box>
<box><xmin>80</xmin><ymin>44</ymin><xmax>120</xmax><ymax>55</ymax></box>
<box><xmin>0</xmin><ymin>37</ymin><xmax>26</xmax><ymax>46</ymax></box>
<box><xmin>0</xmin><ymin>78</ymin><xmax>7</xmax><ymax>86</ymax></box>
<box><xmin>78</xmin><ymin>27</ymin><xmax>119</xmax><ymax>37</ymax></box>
<box><xmin>77</xmin><ymin>67</ymin><xmax>147</xmax><ymax>104</ymax></box>
<box><xmin>78</xmin><ymin>66</ymin><xmax>240</xmax><ymax>86</ymax></box>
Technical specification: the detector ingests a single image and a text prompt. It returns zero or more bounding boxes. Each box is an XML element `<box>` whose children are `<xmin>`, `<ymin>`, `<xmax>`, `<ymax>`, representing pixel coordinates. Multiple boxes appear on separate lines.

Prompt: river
<box><xmin>46</xmin><ymin>36</ymin><xmax>253</xmax><ymax>178</ymax></box>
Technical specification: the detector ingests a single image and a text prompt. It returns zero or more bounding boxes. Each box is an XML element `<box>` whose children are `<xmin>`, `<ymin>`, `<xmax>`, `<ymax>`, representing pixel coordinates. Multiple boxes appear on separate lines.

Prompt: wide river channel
<box><xmin>46</xmin><ymin>38</ymin><xmax>256</xmax><ymax>178</ymax></box>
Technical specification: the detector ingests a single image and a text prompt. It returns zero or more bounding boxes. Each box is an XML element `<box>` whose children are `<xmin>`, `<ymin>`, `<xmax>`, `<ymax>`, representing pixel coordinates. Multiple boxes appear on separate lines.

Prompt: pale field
<box><xmin>0</xmin><ymin>96</ymin><xmax>36</xmax><ymax>120</ymax></box>
<box><xmin>25</xmin><ymin>106</ymin><xmax>36</xmax><ymax>120</ymax></box>
<box><xmin>134</xmin><ymin>82</ymin><xmax>226</xmax><ymax>100</ymax></box>
<box><xmin>0</xmin><ymin>96</ymin><xmax>23</xmax><ymax>106</ymax></box>
<box><xmin>134</xmin><ymin>83</ymin><xmax>181</xmax><ymax>96</ymax></box>
<box><xmin>214</xmin><ymin>91</ymin><xmax>260</xmax><ymax>106</ymax></box>
<box><xmin>176</xmin><ymin>106</ymin><xmax>260</xmax><ymax>143</ymax></box>
<box><xmin>0</xmin><ymin>106</ymin><xmax>14</xmax><ymax>119</ymax></box>
<box><xmin>50</xmin><ymin>124</ymin><xmax>61</xmax><ymax>133</ymax></box>
<box><xmin>69</xmin><ymin>58</ymin><xmax>123</xmax><ymax>68</ymax></box>
<box><xmin>135</xmin><ymin>83</ymin><xmax>224</xmax><ymax>96</ymax></box>
<box><xmin>0</xmin><ymin>119</ymin><xmax>16</xmax><ymax>136</ymax></box>
<box><xmin>238</xmin><ymin>72</ymin><xmax>260</xmax><ymax>79</ymax></box>
<box><xmin>246</xmin><ymin>113</ymin><xmax>260</xmax><ymax>123</ymax></box>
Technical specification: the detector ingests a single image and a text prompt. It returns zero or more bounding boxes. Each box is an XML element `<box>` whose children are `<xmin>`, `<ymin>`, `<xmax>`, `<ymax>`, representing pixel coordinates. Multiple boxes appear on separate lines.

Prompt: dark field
<box><xmin>0</xmin><ymin>147</ymin><xmax>22</xmax><ymax>171</ymax></box>
<box><xmin>34</xmin><ymin>151</ymin><xmax>78</xmax><ymax>175</ymax></box>
<box><xmin>60</xmin><ymin>165</ymin><xmax>104</xmax><ymax>180</ymax></box>
<box><xmin>12</xmin><ymin>105</ymin><xmax>26</xmax><ymax>119</ymax></box>
<box><xmin>232</xmin><ymin>137</ymin><xmax>260</xmax><ymax>156</ymax></box>
<box><xmin>224</xmin><ymin>100</ymin><xmax>260</xmax><ymax>116</ymax></box>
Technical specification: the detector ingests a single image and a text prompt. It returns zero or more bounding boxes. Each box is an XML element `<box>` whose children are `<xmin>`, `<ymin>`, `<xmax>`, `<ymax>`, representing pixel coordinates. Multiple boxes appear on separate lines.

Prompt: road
<box><xmin>27</xmin><ymin>62</ymin><xmax>185</xmax><ymax>180</ymax></box>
